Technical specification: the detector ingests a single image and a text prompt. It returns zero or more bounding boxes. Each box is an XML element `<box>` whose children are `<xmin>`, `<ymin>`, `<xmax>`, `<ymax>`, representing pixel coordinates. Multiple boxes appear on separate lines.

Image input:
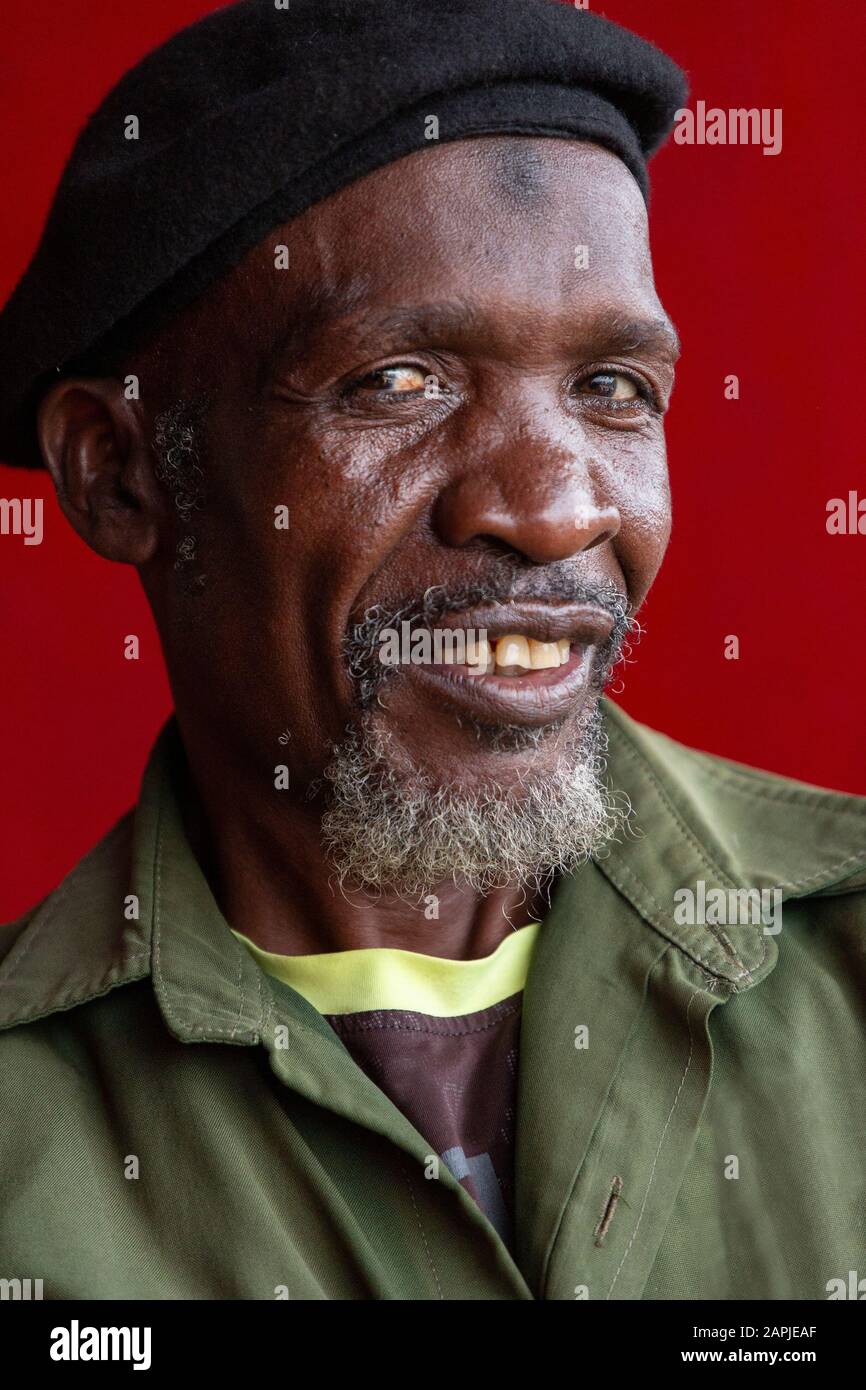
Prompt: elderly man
<box><xmin>0</xmin><ymin>0</ymin><xmax>864</xmax><ymax>1302</ymax></box>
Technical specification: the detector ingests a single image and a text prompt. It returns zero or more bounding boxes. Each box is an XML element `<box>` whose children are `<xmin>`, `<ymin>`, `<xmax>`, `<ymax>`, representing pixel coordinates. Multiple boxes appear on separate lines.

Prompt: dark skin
<box><xmin>36</xmin><ymin>137</ymin><xmax>678</xmax><ymax>960</ymax></box>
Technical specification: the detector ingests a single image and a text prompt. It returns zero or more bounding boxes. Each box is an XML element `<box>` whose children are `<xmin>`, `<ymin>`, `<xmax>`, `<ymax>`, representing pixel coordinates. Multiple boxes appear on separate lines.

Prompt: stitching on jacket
<box><xmin>0</xmin><ymin>885</ymin><xmax>63</xmax><ymax>986</ymax></box>
<box><xmin>611</xmin><ymin>715</ymin><xmax>866</xmax><ymax>892</ymax></box>
<box><xmin>259</xmin><ymin>967</ymin><xmax>275</xmax><ymax>1036</ymax></box>
<box><xmin>606</xmin><ymin>725</ymin><xmax>768</xmax><ymax>983</ymax></box>
<box><xmin>152</xmin><ymin>784</ymin><xmax>181</xmax><ymax>1031</ymax></box>
<box><xmin>607</xmin><ymin>855</ymin><xmax>763</xmax><ymax>985</ymax></box>
<box><xmin>609</xmin><ymin>725</ymin><xmax>738</xmax><ymax>886</ymax></box>
<box><xmin>594</xmin><ymin>1175</ymin><xmax>624</xmax><ymax>1248</ymax></box>
<box><xmin>710</xmin><ymin>924</ymin><xmax>756</xmax><ymax>985</ymax></box>
<box><xmin>605</xmin><ymin>987</ymin><xmax>699</xmax><ymax>1299</ymax></box>
<box><xmin>692</xmin><ymin>758</ymin><xmax>866</xmax><ymax>814</ymax></box>
<box><xmin>250</xmin><ymin>941</ymin><xmax>274</xmax><ymax>1036</ymax></box>
<box><xmin>683</xmin><ymin>766</ymin><xmax>866</xmax><ymax>890</ymax></box>
<box><xmin>0</xmin><ymin>971</ymin><xmax>154</xmax><ymax>1030</ymax></box>
<box><xmin>226</xmin><ymin>920</ymin><xmax>248</xmax><ymax>1042</ymax></box>
<box><xmin>780</xmin><ymin>848</ymin><xmax>866</xmax><ymax>896</ymax></box>
<box><xmin>153</xmin><ymin>772</ymin><xmax>267</xmax><ymax>1039</ymax></box>
<box><xmin>401</xmin><ymin>1161</ymin><xmax>443</xmax><ymax>1300</ymax></box>
<box><xmin>2</xmin><ymin>961</ymin><xmax>152</xmax><ymax>1028</ymax></box>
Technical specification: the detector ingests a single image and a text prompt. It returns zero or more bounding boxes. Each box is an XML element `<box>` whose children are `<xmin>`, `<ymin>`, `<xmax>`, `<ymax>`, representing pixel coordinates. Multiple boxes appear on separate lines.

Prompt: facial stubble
<box><xmin>320</xmin><ymin>586</ymin><xmax>635</xmax><ymax>896</ymax></box>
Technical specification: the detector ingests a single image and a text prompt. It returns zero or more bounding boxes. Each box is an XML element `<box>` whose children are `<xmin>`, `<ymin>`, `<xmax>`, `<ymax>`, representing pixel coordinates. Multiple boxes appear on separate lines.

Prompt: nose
<box><xmin>433</xmin><ymin>424</ymin><xmax>620</xmax><ymax>564</ymax></box>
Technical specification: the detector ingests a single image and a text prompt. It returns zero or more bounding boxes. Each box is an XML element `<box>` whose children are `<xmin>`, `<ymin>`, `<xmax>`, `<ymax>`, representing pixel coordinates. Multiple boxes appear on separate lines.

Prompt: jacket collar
<box><xmin>598</xmin><ymin>700</ymin><xmax>866</xmax><ymax>989</ymax></box>
<box><xmin>0</xmin><ymin>719</ymin><xmax>268</xmax><ymax>1040</ymax></box>
<box><xmin>1</xmin><ymin>703</ymin><xmax>865</xmax><ymax>1029</ymax></box>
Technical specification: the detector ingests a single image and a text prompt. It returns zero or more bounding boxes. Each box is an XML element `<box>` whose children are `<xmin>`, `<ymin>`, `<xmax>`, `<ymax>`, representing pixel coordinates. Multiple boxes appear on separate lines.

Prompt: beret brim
<box><xmin>0</xmin><ymin>0</ymin><xmax>687</xmax><ymax>468</ymax></box>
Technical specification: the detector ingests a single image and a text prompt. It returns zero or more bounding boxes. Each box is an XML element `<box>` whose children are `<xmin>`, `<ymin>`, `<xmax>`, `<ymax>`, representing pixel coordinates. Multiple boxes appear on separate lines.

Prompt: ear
<box><xmin>36</xmin><ymin>377</ymin><xmax>167</xmax><ymax>565</ymax></box>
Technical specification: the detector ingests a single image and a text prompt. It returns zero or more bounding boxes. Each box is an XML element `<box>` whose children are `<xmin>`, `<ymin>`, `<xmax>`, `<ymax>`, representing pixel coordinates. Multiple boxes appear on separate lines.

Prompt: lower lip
<box><xmin>405</xmin><ymin>644</ymin><xmax>596</xmax><ymax>727</ymax></box>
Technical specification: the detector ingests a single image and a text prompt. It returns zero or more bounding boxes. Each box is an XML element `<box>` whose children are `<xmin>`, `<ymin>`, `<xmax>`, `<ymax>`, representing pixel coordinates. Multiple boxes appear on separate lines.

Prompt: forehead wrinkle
<box><xmin>267</xmin><ymin>296</ymin><xmax>491</xmax><ymax>369</ymax></box>
<box><xmin>272</xmin><ymin>292</ymin><xmax>680</xmax><ymax>368</ymax></box>
<box><xmin>342</xmin><ymin>298</ymin><xmax>488</xmax><ymax>348</ymax></box>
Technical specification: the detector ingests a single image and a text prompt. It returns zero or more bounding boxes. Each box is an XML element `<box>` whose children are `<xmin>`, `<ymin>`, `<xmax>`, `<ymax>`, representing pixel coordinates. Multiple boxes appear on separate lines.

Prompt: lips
<box><xmin>441</xmin><ymin>601</ymin><xmax>616</xmax><ymax>647</ymax></box>
<box><xmin>405</xmin><ymin>602</ymin><xmax>614</xmax><ymax>727</ymax></box>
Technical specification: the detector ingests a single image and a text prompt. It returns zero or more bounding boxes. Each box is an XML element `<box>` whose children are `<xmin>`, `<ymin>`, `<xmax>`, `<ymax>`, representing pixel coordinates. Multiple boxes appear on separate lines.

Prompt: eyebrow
<box><xmin>274</xmin><ymin>288</ymin><xmax>681</xmax><ymax>367</ymax></box>
<box><xmin>594</xmin><ymin>311</ymin><xmax>682</xmax><ymax>363</ymax></box>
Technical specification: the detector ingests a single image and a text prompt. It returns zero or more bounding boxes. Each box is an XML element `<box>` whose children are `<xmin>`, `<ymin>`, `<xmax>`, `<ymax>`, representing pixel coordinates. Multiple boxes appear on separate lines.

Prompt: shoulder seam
<box><xmin>687</xmin><ymin>755</ymin><xmax>866</xmax><ymax>816</ymax></box>
<box><xmin>607</xmin><ymin>708</ymin><xmax>866</xmax><ymax>895</ymax></box>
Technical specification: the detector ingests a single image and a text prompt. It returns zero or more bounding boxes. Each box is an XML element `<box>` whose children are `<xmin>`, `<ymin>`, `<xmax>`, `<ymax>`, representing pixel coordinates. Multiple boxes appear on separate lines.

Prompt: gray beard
<box><xmin>319</xmin><ymin>699</ymin><xmax>630</xmax><ymax>897</ymax></box>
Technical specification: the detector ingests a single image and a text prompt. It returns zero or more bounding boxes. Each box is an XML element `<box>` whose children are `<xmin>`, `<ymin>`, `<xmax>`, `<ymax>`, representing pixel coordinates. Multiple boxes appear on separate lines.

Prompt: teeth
<box><xmin>490</xmin><ymin>633</ymin><xmax>573</xmax><ymax>674</ymax></box>
<box><xmin>495</xmin><ymin>635</ymin><xmax>531</xmax><ymax>673</ymax></box>
<box><xmin>528</xmin><ymin>639</ymin><xmax>560</xmax><ymax>670</ymax></box>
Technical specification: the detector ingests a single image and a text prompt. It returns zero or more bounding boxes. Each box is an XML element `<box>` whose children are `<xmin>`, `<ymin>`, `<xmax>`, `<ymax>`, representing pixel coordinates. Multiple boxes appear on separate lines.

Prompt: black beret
<box><xmin>0</xmin><ymin>0</ymin><xmax>687</xmax><ymax>468</ymax></box>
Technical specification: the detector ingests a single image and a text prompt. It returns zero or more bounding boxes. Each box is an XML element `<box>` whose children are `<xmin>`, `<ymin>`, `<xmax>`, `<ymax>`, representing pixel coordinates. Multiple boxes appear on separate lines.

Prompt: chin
<box><xmin>319</xmin><ymin>697</ymin><xmax>622</xmax><ymax>895</ymax></box>
<box><xmin>374</xmin><ymin>697</ymin><xmax>598</xmax><ymax>788</ymax></box>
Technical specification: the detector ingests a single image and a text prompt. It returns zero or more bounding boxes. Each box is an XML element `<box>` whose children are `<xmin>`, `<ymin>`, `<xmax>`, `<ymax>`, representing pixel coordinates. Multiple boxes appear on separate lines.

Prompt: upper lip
<box><xmin>429</xmin><ymin>602</ymin><xmax>616</xmax><ymax>647</ymax></box>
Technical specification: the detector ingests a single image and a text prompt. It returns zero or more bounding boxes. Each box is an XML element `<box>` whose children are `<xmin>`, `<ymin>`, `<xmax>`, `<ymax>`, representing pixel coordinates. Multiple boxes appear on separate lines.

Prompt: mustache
<box><xmin>344</xmin><ymin>566</ymin><xmax>635</xmax><ymax>709</ymax></box>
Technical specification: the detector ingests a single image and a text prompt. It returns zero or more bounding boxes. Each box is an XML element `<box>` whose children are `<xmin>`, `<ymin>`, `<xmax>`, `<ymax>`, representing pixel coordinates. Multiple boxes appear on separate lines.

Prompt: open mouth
<box><xmin>436</xmin><ymin>633</ymin><xmax>573</xmax><ymax>677</ymax></box>
<box><xmin>404</xmin><ymin>602</ymin><xmax>615</xmax><ymax>727</ymax></box>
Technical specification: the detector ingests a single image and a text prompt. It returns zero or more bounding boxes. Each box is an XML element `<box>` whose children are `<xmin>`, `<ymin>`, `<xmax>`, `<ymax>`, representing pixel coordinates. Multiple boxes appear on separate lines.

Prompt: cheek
<box><xmin>195</xmin><ymin>421</ymin><xmax>437</xmax><ymax>740</ymax></box>
<box><xmin>599</xmin><ymin>434</ymin><xmax>671</xmax><ymax>603</ymax></box>
<box><xmin>210</xmin><ymin>413</ymin><xmax>415</xmax><ymax>587</ymax></box>
<box><xmin>267</xmin><ymin>419</ymin><xmax>441</xmax><ymax>595</ymax></box>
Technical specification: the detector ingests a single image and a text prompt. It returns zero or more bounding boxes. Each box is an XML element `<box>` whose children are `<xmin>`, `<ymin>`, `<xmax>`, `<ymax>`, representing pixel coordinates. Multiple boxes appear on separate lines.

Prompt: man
<box><xmin>0</xmin><ymin>0</ymin><xmax>863</xmax><ymax>1302</ymax></box>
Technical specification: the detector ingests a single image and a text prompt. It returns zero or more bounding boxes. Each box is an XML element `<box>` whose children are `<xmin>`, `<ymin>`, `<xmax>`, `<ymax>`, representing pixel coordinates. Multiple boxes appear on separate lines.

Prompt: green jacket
<box><xmin>1</xmin><ymin>699</ymin><xmax>864</xmax><ymax>1301</ymax></box>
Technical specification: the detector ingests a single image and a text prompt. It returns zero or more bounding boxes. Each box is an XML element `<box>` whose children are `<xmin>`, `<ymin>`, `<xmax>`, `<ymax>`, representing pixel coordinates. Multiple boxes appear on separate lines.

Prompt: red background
<box><xmin>1</xmin><ymin>0</ymin><xmax>863</xmax><ymax>921</ymax></box>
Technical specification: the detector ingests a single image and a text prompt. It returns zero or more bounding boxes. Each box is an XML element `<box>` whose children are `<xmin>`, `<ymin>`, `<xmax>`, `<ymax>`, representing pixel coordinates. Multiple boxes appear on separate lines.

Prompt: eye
<box><xmin>576</xmin><ymin>371</ymin><xmax>642</xmax><ymax>402</ymax></box>
<box><xmin>350</xmin><ymin>364</ymin><xmax>428</xmax><ymax>395</ymax></box>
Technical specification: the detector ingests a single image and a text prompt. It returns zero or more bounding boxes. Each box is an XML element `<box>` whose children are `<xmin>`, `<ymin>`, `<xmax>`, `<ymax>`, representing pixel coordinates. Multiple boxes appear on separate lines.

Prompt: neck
<box><xmin>170</xmin><ymin>715</ymin><xmax>549</xmax><ymax>961</ymax></box>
